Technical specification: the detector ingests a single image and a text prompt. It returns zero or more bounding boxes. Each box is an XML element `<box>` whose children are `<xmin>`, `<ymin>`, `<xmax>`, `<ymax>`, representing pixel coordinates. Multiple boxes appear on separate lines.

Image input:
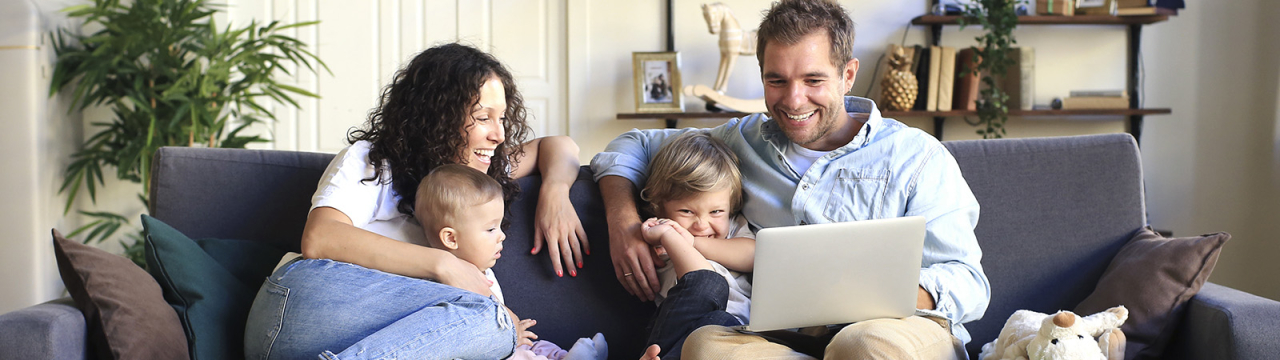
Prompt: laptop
<box><xmin>735</xmin><ymin>216</ymin><xmax>926</xmax><ymax>332</ymax></box>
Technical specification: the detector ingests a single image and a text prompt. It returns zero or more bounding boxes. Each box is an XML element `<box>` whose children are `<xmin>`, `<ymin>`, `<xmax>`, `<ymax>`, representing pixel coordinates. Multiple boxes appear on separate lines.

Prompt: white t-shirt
<box><xmin>784</xmin><ymin>142</ymin><xmax>830</xmax><ymax>177</ymax></box>
<box><xmin>654</xmin><ymin>215</ymin><xmax>755</xmax><ymax>324</ymax></box>
<box><xmin>282</xmin><ymin>140</ymin><xmax>504</xmax><ymax>303</ymax></box>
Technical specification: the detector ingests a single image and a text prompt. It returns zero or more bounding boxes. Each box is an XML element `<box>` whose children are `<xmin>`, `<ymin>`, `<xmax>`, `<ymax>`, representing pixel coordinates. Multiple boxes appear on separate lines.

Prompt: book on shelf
<box><xmin>998</xmin><ymin>47</ymin><xmax>1035</xmax><ymax>111</ymax></box>
<box><xmin>1076</xmin><ymin>0</ymin><xmax>1118</xmax><ymax>15</ymax></box>
<box><xmin>926</xmin><ymin>45</ymin><xmax>942</xmax><ymax>111</ymax></box>
<box><xmin>1116</xmin><ymin>6</ymin><xmax>1177</xmax><ymax>15</ymax></box>
<box><xmin>1070</xmin><ymin>89</ymin><xmax>1126</xmax><ymax>97</ymax></box>
<box><xmin>935</xmin><ymin>46</ymin><xmax>956</xmax><ymax>111</ymax></box>
<box><xmin>912</xmin><ymin>45</ymin><xmax>930</xmax><ymax>111</ymax></box>
<box><xmin>952</xmin><ymin>48</ymin><xmax>981</xmax><ymax>111</ymax></box>
<box><xmin>1037</xmin><ymin>0</ymin><xmax>1075</xmax><ymax>15</ymax></box>
<box><xmin>1117</xmin><ymin>0</ymin><xmax>1150</xmax><ymax>7</ymax></box>
<box><xmin>1061</xmin><ymin>92</ymin><xmax>1130</xmax><ymax>109</ymax></box>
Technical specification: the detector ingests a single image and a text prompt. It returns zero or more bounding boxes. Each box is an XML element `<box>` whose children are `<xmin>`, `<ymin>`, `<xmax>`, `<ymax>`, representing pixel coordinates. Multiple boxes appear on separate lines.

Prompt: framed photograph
<box><xmin>633</xmin><ymin>52</ymin><xmax>684</xmax><ymax>113</ymax></box>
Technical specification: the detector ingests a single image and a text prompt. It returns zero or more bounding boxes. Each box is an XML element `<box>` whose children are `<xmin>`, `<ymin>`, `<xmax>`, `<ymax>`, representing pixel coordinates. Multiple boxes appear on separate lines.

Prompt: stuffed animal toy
<box><xmin>978</xmin><ymin>306</ymin><xmax>1128</xmax><ymax>360</ymax></box>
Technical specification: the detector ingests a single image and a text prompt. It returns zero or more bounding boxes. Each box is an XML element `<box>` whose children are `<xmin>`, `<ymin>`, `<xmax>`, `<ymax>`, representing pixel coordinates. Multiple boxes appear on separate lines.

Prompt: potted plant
<box><xmin>960</xmin><ymin>0</ymin><xmax>1020</xmax><ymax>138</ymax></box>
<box><xmin>51</xmin><ymin>0</ymin><xmax>327</xmax><ymax>265</ymax></box>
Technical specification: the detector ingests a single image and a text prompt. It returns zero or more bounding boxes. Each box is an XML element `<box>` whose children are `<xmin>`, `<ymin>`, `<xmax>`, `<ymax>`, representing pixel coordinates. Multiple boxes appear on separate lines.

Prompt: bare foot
<box><xmin>639</xmin><ymin>344</ymin><xmax>661</xmax><ymax>360</ymax></box>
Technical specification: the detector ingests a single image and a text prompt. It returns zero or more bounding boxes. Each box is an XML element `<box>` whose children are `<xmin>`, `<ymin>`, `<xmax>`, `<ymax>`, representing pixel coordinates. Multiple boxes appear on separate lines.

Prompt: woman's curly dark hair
<box><xmin>348</xmin><ymin>43</ymin><xmax>531</xmax><ymax>216</ymax></box>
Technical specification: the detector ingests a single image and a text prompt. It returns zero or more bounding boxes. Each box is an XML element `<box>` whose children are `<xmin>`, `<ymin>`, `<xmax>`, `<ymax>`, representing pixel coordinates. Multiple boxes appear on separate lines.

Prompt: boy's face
<box><xmin>657</xmin><ymin>188</ymin><xmax>734</xmax><ymax>239</ymax></box>
<box><xmin>447</xmin><ymin>197</ymin><xmax>507</xmax><ymax>271</ymax></box>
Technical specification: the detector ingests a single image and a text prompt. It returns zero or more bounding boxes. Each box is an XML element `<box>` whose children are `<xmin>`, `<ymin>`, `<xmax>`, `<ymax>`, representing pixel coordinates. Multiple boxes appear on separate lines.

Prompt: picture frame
<box><xmin>633</xmin><ymin>51</ymin><xmax>684</xmax><ymax>113</ymax></box>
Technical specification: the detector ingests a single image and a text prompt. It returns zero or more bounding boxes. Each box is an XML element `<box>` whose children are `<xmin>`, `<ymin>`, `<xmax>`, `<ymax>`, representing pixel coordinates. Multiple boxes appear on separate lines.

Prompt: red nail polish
<box><xmin>530</xmin><ymin>249</ymin><xmax>536</xmax><ymax>254</ymax></box>
<box><xmin>577</xmin><ymin>261</ymin><xmax>583</xmax><ymax>269</ymax></box>
<box><xmin>570</xmin><ymin>270</ymin><xmax>577</xmax><ymax>277</ymax></box>
<box><xmin>556</xmin><ymin>270</ymin><xmax>563</xmax><ymax>277</ymax></box>
<box><xmin>585</xmin><ymin>248</ymin><xmax>591</xmax><ymax>255</ymax></box>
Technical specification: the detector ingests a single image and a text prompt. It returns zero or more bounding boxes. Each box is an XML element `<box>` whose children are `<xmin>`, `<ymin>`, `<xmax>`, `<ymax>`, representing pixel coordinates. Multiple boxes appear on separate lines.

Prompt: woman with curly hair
<box><xmin>244</xmin><ymin>43</ymin><xmax>587</xmax><ymax>359</ymax></box>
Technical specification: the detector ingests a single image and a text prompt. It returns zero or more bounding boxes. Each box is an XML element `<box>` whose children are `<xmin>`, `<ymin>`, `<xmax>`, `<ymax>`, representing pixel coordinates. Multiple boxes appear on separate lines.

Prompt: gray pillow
<box><xmin>52</xmin><ymin>229</ymin><xmax>190</xmax><ymax>360</ymax></box>
<box><xmin>1075</xmin><ymin>227</ymin><xmax>1229</xmax><ymax>360</ymax></box>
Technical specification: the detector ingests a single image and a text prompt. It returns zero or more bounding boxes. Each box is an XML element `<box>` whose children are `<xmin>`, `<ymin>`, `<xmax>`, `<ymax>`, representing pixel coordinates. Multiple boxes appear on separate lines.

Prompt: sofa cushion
<box><xmin>52</xmin><ymin>229</ymin><xmax>190</xmax><ymax>360</ymax></box>
<box><xmin>141</xmin><ymin>215</ymin><xmax>287</xmax><ymax>360</ymax></box>
<box><xmin>1075</xmin><ymin>227</ymin><xmax>1229</xmax><ymax>360</ymax></box>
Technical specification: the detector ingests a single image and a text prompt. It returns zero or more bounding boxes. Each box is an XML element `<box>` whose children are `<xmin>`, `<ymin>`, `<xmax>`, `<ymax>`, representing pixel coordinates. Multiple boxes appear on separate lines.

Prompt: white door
<box><xmin>228</xmin><ymin>0</ymin><xmax>567</xmax><ymax>153</ymax></box>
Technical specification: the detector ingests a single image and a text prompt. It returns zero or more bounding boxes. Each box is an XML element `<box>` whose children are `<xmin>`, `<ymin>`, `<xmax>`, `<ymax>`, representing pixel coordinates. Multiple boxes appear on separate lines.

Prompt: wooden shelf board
<box><xmin>621</xmin><ymin>108</ymin><xmax>1170</xmax><ymax>120</ymax></box>
<box><xmin>617</xmin><ymin>111</ymin><xmax>751</xmax><ymax>119</ymax></box>
<box><xmin>912</xmin><ymin>14</ymin><xmax>1170</xmax><ymax>26</ymax></box>
<box><xmin>883</xmin><ymin>108</ymin><xmax>1172</xmax><ymax>117</ymax></box>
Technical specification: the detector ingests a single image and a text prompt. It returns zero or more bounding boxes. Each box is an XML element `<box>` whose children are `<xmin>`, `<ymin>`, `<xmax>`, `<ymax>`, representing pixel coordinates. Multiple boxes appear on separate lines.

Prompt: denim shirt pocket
<box><xmin>823</xmin><ymin>168</ymin><xmax>889</xmax><ymax>221</ymax></box>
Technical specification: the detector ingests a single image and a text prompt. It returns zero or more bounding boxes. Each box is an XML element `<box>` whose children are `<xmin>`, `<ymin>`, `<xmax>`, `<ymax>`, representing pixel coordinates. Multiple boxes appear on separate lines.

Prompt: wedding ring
<box><xmin>624</xmin><ymin>273</ymin><xmax>634</xmax><ymax>277</ymax></box>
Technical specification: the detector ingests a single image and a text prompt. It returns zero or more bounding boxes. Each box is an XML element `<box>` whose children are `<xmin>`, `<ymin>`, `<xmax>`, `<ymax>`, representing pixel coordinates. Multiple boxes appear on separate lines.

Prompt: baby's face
<box><xmin>450</xmin><ymin>197</ymin><xmax>506</xmax><ymax>271</ymax></box>
<box><xmin>657</xmin><ymin>188</ymin><xmax>733</xmax><ymax>239</ymax></box>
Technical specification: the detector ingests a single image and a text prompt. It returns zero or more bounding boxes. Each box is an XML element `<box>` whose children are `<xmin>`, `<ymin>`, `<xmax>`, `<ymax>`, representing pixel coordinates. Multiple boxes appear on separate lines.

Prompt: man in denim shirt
<box><xmin>591</xmin><ymin>1</ymin><xmax>988</xmax><ymax>358</ymax></box>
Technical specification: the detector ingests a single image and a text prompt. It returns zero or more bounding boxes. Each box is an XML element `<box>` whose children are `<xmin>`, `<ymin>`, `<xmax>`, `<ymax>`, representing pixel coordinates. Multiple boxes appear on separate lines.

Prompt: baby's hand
<box><xmin>516</xmin><ymin>318</ymin><xmax>538</xmax><ymax>347</ymax></box>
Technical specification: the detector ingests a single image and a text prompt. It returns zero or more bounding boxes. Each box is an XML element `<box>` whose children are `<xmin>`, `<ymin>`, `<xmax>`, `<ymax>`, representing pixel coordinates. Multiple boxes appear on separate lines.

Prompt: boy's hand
<box><xmin>515</xmin><ymin>318</ymin><xmax>538</xmax><ymax>347</ymax></box>
<box><xmin>639</xmin><ymin>218</ymin><xmax>668</xmax><ymax>245</ymax></box>
<box><xmin>644</xmin><ymin>218</ymin><xmax>695</xmax><ymax>249</ymax></box>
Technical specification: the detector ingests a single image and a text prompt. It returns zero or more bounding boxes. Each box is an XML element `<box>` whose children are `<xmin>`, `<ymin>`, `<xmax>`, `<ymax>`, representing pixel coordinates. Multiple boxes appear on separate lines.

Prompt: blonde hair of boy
<box><xmin>414</xmin><ymin>164</ymin><xmax>505</xmax><ymax>248</ymax></box>
<box><xmin>641</xmin><ymin>132</ymin><xmax>743</xmax><ymax>215</ymax></box>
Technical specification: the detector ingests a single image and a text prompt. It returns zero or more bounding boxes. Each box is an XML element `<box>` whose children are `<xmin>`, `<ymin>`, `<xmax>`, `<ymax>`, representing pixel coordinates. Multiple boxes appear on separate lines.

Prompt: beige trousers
<box><xmin>680</xmin><ymin>316</ymin><xmax>964</xmax><ymax>360</ymax></box>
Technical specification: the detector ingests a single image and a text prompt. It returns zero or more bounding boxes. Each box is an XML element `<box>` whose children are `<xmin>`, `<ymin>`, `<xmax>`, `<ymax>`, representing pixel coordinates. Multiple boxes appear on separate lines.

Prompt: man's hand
<box><xmin>531</xmin><ymin>184</ymin><xmax>589</xmax><ymax>278</ymax></box>
<box><xmin>610</xmin><ymin>218</ymin><xmax>663</xmax><ymax>302</ymax></box>
<box><xmin>917</xmin><ymin>285</ymin><xmax>935</xmax><ymax>310</ymax></box>
<box><xmin>600</xmin><ymin>176</ymin><xmax>664</xmax><ymax>302</ymax></box>
<box><xmin>432</xmin><ymin>255</ymin><xmax>493</xmax><ymax>297</ymax></box>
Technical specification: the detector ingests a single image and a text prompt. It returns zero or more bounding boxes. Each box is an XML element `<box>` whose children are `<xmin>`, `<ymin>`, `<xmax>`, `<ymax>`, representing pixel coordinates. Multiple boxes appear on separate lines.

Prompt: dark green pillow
<box><xmin>140</xmin><ymin>215</ymin><xmax>287</xmax><ymax>360</ymax></box>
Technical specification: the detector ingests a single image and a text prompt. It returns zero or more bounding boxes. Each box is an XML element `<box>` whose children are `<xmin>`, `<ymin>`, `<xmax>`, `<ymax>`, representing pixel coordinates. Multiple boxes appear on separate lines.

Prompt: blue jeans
<box><xmin>244</xmin><ymin>258</ymin><xmax>516</xmax><ymax>360</ymax></box>
<box><xmin>647</xmin><ymin>269</ymin><xmax>743</xmax><ymax>360</ymax></box>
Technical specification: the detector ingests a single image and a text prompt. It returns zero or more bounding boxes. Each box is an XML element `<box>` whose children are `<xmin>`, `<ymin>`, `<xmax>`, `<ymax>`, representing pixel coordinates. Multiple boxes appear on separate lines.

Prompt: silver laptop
<box><xmin>736</xmin><ymin>216</ymin><xmax>926</xmax><ymax>332</ymax></box>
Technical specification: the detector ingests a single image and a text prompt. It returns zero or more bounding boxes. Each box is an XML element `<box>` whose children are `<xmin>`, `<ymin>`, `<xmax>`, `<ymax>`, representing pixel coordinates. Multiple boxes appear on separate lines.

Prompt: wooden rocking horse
<box><xmin>685</xmin><ymin>2</ymin><xmax>766</xmax><ymax>113</ymax></box>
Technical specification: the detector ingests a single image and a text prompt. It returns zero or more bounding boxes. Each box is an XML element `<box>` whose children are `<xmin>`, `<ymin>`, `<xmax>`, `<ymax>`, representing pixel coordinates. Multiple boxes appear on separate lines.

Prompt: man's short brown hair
<box><xmin>414</xmin><ymin>164</ymin><xmax>504</xmax><ymax>245</ymax></box>
<box><xmin>756</xmin><ymin>0</ymin><xmax>856</xmax><ymax>70</ymax></box>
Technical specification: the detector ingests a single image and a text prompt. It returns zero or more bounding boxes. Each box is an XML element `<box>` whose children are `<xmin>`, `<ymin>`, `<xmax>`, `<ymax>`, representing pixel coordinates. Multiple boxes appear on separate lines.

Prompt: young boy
<box><xmin>638</xmin><ymin>132</ymin><xmax>757</xmax><ymax>359</ymax></box>
<box><xmin>414</xmin><ymin>165</ymin><xmax>606</xmax><ymax>360</ymax></box>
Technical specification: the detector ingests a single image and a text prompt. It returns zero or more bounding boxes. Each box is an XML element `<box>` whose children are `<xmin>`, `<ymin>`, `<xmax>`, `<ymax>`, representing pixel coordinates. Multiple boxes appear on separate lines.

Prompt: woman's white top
<box><xmin>282</xmin><ymin>140</ymin><xmax>504</xmax><ymax>303</ymax></box>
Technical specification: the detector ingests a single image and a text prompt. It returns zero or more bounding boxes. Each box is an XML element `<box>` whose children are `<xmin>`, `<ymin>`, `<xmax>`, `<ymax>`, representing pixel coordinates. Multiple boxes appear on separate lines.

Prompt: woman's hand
<box><xmin>531</xmin><ymin>184</ymin><xmax>589</xmax><ymax>277</ymax></box>
<box><xmin>433</xmin><ymin>255</ymin><xmax>494</xmax><ymax>297</ymax></box>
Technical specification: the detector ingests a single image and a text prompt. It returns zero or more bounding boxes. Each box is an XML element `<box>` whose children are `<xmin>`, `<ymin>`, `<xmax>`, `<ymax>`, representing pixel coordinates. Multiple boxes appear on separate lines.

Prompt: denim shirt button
<box><xmin>801</xmin><ymin>183</ymin><xmax>810</xmax><ymax>191</ymax></box>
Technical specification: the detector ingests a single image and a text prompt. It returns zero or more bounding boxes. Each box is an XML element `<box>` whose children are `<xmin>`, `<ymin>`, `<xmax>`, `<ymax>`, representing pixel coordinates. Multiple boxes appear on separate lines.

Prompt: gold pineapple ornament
<box><xmin>881</xmin><ymin>46</ymin><xmax>918</xmax><ymax>111</ymax></box>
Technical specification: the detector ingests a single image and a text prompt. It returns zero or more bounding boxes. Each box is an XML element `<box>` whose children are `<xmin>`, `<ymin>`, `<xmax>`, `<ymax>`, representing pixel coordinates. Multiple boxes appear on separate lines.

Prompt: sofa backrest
<box><xmin>151</xmin><ymin>133</ymin><xmax>1147</xmax><ymax>358</ymax></box>
<box><xmin>149</xmin><ymin>147</ymin><xmax>654</xmax><ymax>357</ymax></box>
<box><xmin>943</xmin><ymin>133</ymin><xmax>1146</xmax><ymax>355</ymax></box>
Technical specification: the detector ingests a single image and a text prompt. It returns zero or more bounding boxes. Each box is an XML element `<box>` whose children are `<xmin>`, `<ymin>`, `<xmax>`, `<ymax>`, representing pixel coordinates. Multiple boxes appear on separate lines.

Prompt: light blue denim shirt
<box><xmin>590</xmin><ymin>96</ymin><xmax>990</xmax><ymax>344</ymax></box>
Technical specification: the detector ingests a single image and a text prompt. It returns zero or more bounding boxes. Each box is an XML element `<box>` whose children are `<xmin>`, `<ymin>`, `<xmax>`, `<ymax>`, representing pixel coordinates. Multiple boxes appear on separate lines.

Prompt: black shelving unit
<box><xmin>910</xmin><ymin>14</ymin><xmax>1171</xmax><ymax>143</ymax></box>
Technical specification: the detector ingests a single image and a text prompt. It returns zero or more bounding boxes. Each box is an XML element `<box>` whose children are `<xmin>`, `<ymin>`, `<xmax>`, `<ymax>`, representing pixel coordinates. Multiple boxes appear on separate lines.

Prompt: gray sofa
<box><xmin>3</xmin><ymin>133</ymin><xmax>1278</xmax><ymax>359</ymax></box>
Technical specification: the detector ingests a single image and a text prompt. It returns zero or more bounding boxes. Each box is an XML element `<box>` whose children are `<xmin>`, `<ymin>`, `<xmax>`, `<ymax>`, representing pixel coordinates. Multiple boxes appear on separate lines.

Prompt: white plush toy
<box><xmin>978</xmin><ymin>306</ymin><xmax>1128</xmax><ymax>360</ymax></box>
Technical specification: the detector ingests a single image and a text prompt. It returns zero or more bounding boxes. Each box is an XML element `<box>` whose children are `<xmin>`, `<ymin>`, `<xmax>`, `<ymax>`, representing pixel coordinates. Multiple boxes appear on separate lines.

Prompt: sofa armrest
<box><xmin>1164</xmin><ymin>282</ymin><xmax>1280</xmax><ymax>360</ymax></box>
<box><xmin>0</xmin><ymin>297</ymin><xmax>88</xmax><ymax>359</ymax></box>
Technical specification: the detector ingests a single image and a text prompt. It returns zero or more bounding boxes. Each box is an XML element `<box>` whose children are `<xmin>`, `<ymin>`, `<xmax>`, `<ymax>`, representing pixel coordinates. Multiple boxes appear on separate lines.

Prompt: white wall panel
<box><xmin>316</xmin><ymin>1</ymin><xmax>381</xmax><ymax>152</ymax></box>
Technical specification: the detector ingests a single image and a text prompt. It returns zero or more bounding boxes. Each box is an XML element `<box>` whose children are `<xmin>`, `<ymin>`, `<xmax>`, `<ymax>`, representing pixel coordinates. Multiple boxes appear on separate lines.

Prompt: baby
<box><xmin>414</xmin><ymin>165</ymin><xmax>606</xmax><ymax>360</ymax></box>
<box><xmin>638</xmin><ymin>132</ymin><xmax>756</xmax><ymax>359</ymax></box>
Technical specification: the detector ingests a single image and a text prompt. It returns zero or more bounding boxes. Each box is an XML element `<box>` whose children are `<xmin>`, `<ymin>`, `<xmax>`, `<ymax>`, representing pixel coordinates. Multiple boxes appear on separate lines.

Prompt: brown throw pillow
<box><xmin>1075</xmin><ymin>227</ymin><xmax>1229</xmax><ymax>360</ymax></box>
<box><xmin>52</xmin><ymin>229</ymin><xmax>190</xmax><ymax>360</ymax></box>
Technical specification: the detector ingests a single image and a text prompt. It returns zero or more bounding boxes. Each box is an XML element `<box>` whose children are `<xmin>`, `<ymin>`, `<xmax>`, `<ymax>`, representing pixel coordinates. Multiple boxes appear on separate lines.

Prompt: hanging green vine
<box><xmin>960</xmin><ymin>0</ymin><xmax>1020</xmax><ymax>138</ymax></box>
